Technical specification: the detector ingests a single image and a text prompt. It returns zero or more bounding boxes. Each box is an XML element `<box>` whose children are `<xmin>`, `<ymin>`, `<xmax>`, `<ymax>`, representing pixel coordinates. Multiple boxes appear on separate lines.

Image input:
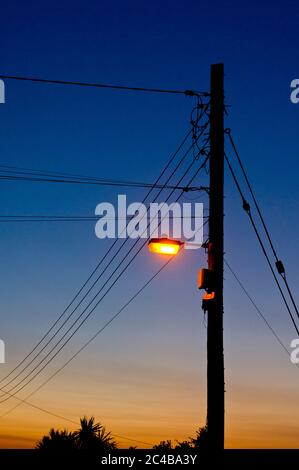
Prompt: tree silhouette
<box><xmin>97</xmin><ymin>423</ymin><xmax>117</xmax><ymax>451</ymax></box>
<box><xmin>153</xmin><ymin>440</ymin><xmax>172</xmax><ymax>450</ymax></box>
<box><xmin>36</xmin><ymin>416</ymin><xmax>116</xmax><ymax>454</ymax></box>
<box><xmin>153</xmin><ymin>426</ymin><xmax>208</xmax><ymax>451</ymax></box>
<box><xmin>74</xmin><ymin>416</ymin><xmax>116</xmax><ymax>451</ymax></box>
<box><xmin>74</xmin><ymin>416</ymin><xmax>101</xmax><ymax>451</ymax></box>
<box><xmin>175</xmin><ymin>440</ymin><xmax>192</xmax><ymax>451</ymax></box>
<box><xmin>190</xmin><ymin>425</ymin><xmax>208</xmax><ymax>450</ymax></box>
<box><xmin>36</xmin><ymin>418</ymin><xmax>208</xmax><ymax>455</ymax></box>
<box><xmin>36</xmin><ymin>428</ymin><xmax>77</xmax><ymax>452</ymax></box>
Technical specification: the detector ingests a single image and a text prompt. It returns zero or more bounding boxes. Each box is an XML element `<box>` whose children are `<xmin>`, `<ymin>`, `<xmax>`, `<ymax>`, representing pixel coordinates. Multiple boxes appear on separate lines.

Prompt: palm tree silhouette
<box><xmin>36</xmin><ymin>428</ymin><xmax>77</xmax><ymax>452</ymax></box>
<box><xmin>74</xmin><ymin>416</ymin><xmax>101</xmax><ymax>451</ymax></box>
<box><xmin>36</xmin><ymin>416</ymin><xmax>116</xmax><ymax>453</ymax></box>
<box><xmin>74</xmin><ymin>416</ymin><xmax>116</xmax><ymax>451</ymax></box>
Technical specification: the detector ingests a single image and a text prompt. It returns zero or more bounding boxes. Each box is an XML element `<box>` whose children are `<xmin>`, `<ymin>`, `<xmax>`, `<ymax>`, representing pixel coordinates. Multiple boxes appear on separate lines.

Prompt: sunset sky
<box><xmin>0</xmin><ymin>0</ymin><xmax>299</xmax><ymax>448</ymax></box>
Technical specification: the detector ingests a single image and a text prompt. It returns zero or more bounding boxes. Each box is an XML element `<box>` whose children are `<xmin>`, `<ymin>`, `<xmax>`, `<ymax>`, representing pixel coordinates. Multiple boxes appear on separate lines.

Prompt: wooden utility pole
<box><xmin>206</xmin><ymin>63</ymin><xmax>225</xmax><ymax>451</ymax></box>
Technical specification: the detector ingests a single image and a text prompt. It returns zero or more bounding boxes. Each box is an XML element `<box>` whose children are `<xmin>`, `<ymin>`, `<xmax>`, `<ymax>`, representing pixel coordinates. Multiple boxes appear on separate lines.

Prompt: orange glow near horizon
<box><xmin>1</xmin><ymin>353</ymin><xmax>299</xmax><ymax>450</ymax></box>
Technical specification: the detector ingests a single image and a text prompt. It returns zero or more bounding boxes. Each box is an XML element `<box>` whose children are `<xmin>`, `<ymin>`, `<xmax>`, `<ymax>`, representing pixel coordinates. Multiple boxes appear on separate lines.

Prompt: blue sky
<box><xmin>0</xmin><ymin>0</ymin><xmax>298</xmax><ymax>448</ymax></box>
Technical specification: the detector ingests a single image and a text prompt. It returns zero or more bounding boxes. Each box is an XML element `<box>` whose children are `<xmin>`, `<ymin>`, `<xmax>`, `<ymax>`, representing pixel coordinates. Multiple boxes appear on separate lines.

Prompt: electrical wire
<box><xmin>0</xmin><ymin>121</ymin><xmax>209</xmax><ymax>399</ymax></box>
<box><xmin>0</xmin><ymin>163</ymin><xmax>200</xmax><ymax>192</ymax></box>
<box><xmin>0</xmin><ymin>142</ymin><xmax>209</xmax><ymax>403</ymax></box>
<box><xmin>224</xmin><ymin>259</ymin><xmax>294</xmax><ymax>360</ymax></box>
<box><xmin>0</xmin><ymin>256</ymin><xmax>178</xmax><ymax>445</ymax></box>
<box><xmin>0</xmin><ymin>74</ymin><xmax>208</xmax><ymax>97</ymax></box>
<box><xmin>0</xmin><ymin>124</ymin><xmax>197</xmax><ymax>387</ymax></box>
<box><xmin>0</xmin><ymin>215</ymin><xmax>209</xmax><ymax>223</ymax></box>
<box><xmin>0</xmin><ymin>148</ymin><xmax>209</xmax><ymax>402</ymax></box>
<box><xmin>1</xmin><ymin>217</ymin><xmax>208</xmax><ymax>423</ymax></box>
<box><xmin>0</xmin><ymin>169</ymin><xmax>202</xmax><ymax>191</ymax></box>
<box><xmin>0</xmin><ymin>392</ymin><xmax>152</xmax><ymax>447</ymax></box>
<box><xmin>225</xmin><ymin>152</ymin><xmax>299</xmax><ymax>336</ymax></box>
<box><xmin>0</xmin><ymin>173</ymin><xmax>200</xmax><ymax>192</ymax></box>
<box><xmin>0</xmin><ymin>254</ymin><xmax>176</xmax><ymax>424</ymax></box>
<box><xmin>225</xmin><ymin>129</ymin><xmax>299</xmax><ymax>322</ymax></box>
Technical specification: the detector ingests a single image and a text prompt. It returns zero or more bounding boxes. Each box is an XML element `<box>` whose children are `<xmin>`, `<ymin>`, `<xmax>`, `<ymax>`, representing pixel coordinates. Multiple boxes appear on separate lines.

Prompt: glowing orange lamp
<box><xmin>148</xmin><ymin>237</ymin><xmax>184</xmax><ymax>255</ymax></box>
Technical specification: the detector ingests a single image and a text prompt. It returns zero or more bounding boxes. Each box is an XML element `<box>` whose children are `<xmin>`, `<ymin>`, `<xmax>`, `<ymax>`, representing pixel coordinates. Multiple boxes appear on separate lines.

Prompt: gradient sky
<box><xmin>0</xmin><ymin>0</ymin><xmax>298</xmax><ymax>449</ymax></box>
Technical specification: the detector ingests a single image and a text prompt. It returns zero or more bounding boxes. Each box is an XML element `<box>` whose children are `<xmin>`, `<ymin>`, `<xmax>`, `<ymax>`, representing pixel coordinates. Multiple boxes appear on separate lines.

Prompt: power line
<box><xmin>0</xmin><ymin>144</ymin><xmax>209</xmax><ymax>403</ymax></box>
<box><xmin>0</xmin><ymin>251</ymin><xmax>176</xmax><ymax>447</ymax></box>
<box><xmin>0</xmin><ymin>215</ymin><xmax>209</xmax><ymax>223</ymax></box>
<box><xmin>0</xmin><ymin>245</ymin><xmax>290</xmax><ymax>446</ymax></box>
<box><xmin>0</xmin><ymin>162</ymin><xmax>205</xmax><ymax>192</ymax></box>
<box><xmin>0</xmin><ymin>106</ymin><xmax>208</xmax><ymax>402</ymax></box>
<box><xmin>0</xmin><ymin>149</ymin><xmax>209</xmax><ymax>401</ymax></box>
<box><xmin>225</xmin><ymin>152</ymin><xmax>299</xmax><ymax>336</ymax></box>
<box><xmin>0</xmin><ymin>125</ymin><xmax>196</xmax><ymax>387</ymax></box>
<box><xmin>225</xmin><ymin>129</ymin><xmax>299</xmax><ymax>322</ymax></box>
<box><xmin>0</xmin><ymin>73</ymin><xmax>209</xmax><ymax>97</ymax></box>
<box><xmin>0</xmin><ymin>121</ymin><xmax>209</xmax><ymax>399</ymax></box>
<box><xmin>0</xmin><ymin>391</ymin><xmax>153</xmax><ymax>448</ymax></box>
<box><xmin>0</xmin><ymin>252</ymin><xmax>173</xmax><ymax>447</ymax></box>
<box><xmin>0</xmin><ymin>172</ymin><xmax>200</xmax><ymax>192</ymax></box>
<box><xmin>224</xmin><ymin>259</ymin><xmax>294</xmax><ymax>360</ymax></box>
<box><xmin>1</xmin><ymin>220</ymin><xmax>207</xmax><ymax>420</ymax></box>
<box><xmin>0</xmin><ymin>160</ymin><xmax>208</xmax><ymax>193</ymax></box>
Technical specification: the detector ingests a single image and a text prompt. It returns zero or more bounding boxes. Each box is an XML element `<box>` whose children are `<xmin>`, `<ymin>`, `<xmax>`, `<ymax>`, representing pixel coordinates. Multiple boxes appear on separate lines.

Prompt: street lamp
<box><xmin>148</xmin><ymin>237</ymin><xmax>184</xmax><ymax>255</ymax></box>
